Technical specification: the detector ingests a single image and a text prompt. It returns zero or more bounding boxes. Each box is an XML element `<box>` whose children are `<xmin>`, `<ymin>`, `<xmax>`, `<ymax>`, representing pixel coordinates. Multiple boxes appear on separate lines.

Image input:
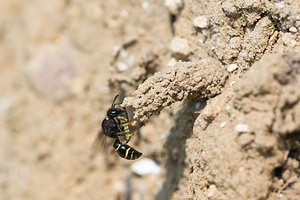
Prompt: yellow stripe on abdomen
<box><xmin>115</xmin><ymin>144</ymin><xmax>121</xmax><ymax>151</ymax></box>
<box><xmin>131</xmin><ymin>151</ymin><xmax>134</xmax><ymax>160</ymax></box>
<box><xmin>125</xmin><ymin>148</ymin><xmax>131</xmax><ymax>158</ymax></box>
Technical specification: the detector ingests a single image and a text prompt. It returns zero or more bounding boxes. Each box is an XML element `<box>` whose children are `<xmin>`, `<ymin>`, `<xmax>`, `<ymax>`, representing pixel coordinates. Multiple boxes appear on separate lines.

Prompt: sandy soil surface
<box><xmin>0</xmin><ymin>0</ymin><xmax>299</xmax><ymax>200</ymax></box>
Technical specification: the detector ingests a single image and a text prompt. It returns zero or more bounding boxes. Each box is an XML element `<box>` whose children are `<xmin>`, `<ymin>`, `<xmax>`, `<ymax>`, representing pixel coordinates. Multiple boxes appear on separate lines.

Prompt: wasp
<box><xmin>99</xmin><ymin>95</ymin><xmax>142</xmax><ymax>160</ymax></box>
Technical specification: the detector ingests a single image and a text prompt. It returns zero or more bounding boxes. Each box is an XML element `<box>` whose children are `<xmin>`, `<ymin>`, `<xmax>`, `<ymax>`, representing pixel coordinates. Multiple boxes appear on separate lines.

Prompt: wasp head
<box><xmin>107</xmin><ymin>108</ymin><xmax>122</xmax><ymax>118</ymax></box>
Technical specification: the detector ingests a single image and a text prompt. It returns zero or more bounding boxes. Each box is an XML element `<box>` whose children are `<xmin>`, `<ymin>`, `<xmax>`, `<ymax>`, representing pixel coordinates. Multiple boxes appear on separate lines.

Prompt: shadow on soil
<box><xmin>155</xmin><ymin>100</ymin><xmax>202</xmax><ymax>200</ymax></box>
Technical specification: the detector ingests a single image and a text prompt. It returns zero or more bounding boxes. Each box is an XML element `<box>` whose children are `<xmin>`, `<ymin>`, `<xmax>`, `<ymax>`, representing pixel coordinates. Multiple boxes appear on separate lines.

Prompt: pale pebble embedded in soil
<box><xmin>193</xmin><ymin>16</ymin><xmax>209</xmax><ymax>29</ymax></box>
<box><xmin>167</xmin><ymin>58</ymin><xmax>177</xmax><ymax>67</ymax></box>
<box><xmin>112</xmin><ymin>45</ymin><xmax>121</xmax><ymax>57</ymax></box>
<box><xmin>235</xmin><ymin>124</ymin><xmax>250</xmax><ymax>133</ymax></box>
<box><xmin>275</xmin><ymin>2</ymin><xmax>285</xmax><ymax>8</ymax></box>
<box><xmin>221</xmin><ymin>1</ymin><xmax>238</xmax><ymax>17</ymax></box>
<box><xmin>207</xmin><ymin>184</ymin><xmax>218</xmax><ymax>198</ymax></box>
<box><xmin>289</xmin><ymin>27</ymin><xmax>297</xmax><ymax>33</ymax></box>
<box><xmin>226</xmin><ymin>105</ymin><xmax>230</xmax><ymax>111</ymax></box>
<box><xmin>142</xmin><ymin>1</ymin><xmax>149</xmax><ymax>9</ymax></box>
<box><xmin>117</xmin><ymin>62</ymin><xmax>128</xmax><ymax>71</ymax></box>
<box><xmin>164</xmin><ymin>0</ymin><xmax>183</xmax><ymax>15</ymax></box>
<box><xmin>131</xmin><ymin>158</ymin><xmax>161</xmax><ymax>175</ymax></box>
<box><xmin>241</xmin><ymin>52</ymin><xmax>248</xmax><ymax>60</ymax></box>
<box><xmin>227</xmin><ymin>64</ymin><xmax>238</xmax><ymax>72</ymax></box>
<box><xmin>170</xmin><ymin>37</ymin><xmax>191</xmax><ymax>59</ymax></box>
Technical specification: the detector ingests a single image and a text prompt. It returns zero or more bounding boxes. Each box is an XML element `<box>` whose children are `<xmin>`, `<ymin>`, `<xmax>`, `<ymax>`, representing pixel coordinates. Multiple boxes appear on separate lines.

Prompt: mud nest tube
<box><xmin>122</xmin><ymin>57</ymin><xmax>228</xmax><ymax>125</ymax></box>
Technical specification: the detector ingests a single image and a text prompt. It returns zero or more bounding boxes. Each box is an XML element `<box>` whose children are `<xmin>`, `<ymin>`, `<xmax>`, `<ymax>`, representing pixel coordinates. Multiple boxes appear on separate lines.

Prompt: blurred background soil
<box><xmin>0</xmin><ymin>0</ymin><xmax>299</xmax><ymax>200</ymax></box>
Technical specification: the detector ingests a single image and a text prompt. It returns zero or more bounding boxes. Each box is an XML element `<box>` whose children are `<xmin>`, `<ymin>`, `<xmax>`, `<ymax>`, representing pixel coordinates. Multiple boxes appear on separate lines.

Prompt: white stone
<box><xmin>275</xmin><ymin>2</ymin><xmax>285</xmax><ymax>8</ymax></box>
<box><xmin>226</xmin><ymin>105</ymin><xmax>230</xmax><ymax>111</ymax></box>
<box><xmin>193</xmin><ymin>16</ymin><xmax>209</xmax><ymax>29</ymax></box>
<box><xmin>117</xmin><ymin>62</ymin><xmax>128</xmax><ymax>71</ymax></box>
<box><xmin>230</xmin><ymin>81</ymin><xmax>236</xmax><ymax>86</ymax></box>
<box><xmin>164</xmin><ymin>0</ymin><xmax>183</xmax><ymax>15</ymax></box>
<box><xmin>235</xmin><ymin>124</ymin><xmax>250</xmax><ymax>133</ymax></box>
<box><xmin>289</xmin><ymin>27</ymin><xmax>297</xmax><ymax>33</ymax></box>
<box><xmin>227</xmin><ymin>64</ymin><xmax>238</xmax><ymax>72</ymax></box>
<box><xmin>241</xmin><ymin>52</ymin><xmax>248</xmax><ymax>60</ymax></box>
<box><xmin>142</xmin><ymin>1</ymin><xmax>149</xmax><ymax>9</ymax></box>
<box><xmin>131</xmin><ymin>158</ymin><xmax>161</xmax><ymax>175</ymax></box>
<box><xmin>170</xmin><ymin>37</ymin><xmax>191</xmax><ymax>59</ymax></box>
<box><xmin>112</xmin><ymin>45</ymin><xmax>121</xmax><ymax>57</ymax></box>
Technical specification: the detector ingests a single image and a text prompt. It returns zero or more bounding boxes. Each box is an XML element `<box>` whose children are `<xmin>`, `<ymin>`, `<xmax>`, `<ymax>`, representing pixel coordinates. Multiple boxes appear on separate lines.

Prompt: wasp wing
<box><xmin>90</xmin><ymin>130</ymin><xmax>110</xmax><ymax>159</ymax></box>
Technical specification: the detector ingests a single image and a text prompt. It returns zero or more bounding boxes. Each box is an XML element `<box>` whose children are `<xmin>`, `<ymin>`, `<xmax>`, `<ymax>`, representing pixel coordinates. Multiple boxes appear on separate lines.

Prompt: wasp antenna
<box><xmin>112</xmin><ymin>95</ymin><xmax>120</xmax><ymax>108</ymax></box>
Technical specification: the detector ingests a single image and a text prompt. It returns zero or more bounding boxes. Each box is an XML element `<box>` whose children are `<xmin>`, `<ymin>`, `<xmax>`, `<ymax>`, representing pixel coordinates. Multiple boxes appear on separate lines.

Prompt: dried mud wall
<box><xmin>0</xmin><ymin>0</ymin><xmax>299</xmax><ymax>200</ymax></box>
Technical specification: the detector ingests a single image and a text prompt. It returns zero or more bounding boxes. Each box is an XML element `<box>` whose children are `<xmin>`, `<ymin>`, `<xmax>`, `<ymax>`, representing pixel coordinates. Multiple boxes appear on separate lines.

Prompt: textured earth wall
<box><xmin>0</xmin><ymin>0</ymin><xmax>299</xmax><ymax>200</ymax></box>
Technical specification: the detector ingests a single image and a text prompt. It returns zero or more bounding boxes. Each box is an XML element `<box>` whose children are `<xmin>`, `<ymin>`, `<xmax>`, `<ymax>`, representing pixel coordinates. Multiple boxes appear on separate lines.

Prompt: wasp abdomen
<box><xmin>113</xmin><ymin>139</ymin><xmax>142</xmax><ymax>160</ymax></box>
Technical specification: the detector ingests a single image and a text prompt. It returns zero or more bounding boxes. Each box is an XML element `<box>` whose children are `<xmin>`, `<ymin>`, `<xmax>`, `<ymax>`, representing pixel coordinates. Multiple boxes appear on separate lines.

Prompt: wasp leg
<box><xmin>126</xmin><ymin>130</ymin><xmax>137</xmax><ymax>137</ymax></box>
<box><xmin>116</xmin><ymin>131</ymin><xmax>126</xmax><ymax>137</ymax></box>
<box><xmin>117</xmin><ymin>116</ymin><xmax>128</xmax><ymax>122</ymax></box>
<box><xmin>119</xmin><ymin>119</ymin><xmax>136</xmax><ymax>127</ymax></box>
<box><xmin>123</xmin><ymin>130</ymin><xmax>138</xmax><ymax>144</ymax></box>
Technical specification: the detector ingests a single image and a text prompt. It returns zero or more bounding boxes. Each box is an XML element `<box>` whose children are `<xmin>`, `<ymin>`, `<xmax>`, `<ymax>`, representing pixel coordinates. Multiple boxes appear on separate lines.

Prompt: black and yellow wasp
<box><xmin>93</xmin><ymin>95</ymin><xmax>142</xmax><ymax>160</ymax></box>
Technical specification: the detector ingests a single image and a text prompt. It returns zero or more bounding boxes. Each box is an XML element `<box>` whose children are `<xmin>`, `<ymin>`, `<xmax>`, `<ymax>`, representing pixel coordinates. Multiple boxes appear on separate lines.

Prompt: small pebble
<box><xmin>275</xmin><ymin>2</ymin><xmax>285</xmax><ymax>8</ymax></box>
<box><xmin>235</xmin><ymin>124</ymin><xmax>250</xmax><ymax>133</ymax></box>
<box><xmin>227</xmin><ymin>64</ymin><xmax>238</xmax><ymax>72</ymax></box>
<box><xmin>131</xmin><ymin>158</ymin><xmax>161</xmax><ymax>175</ymax></box>
<box><xmin>207</xmin><ymin>184</ymin><xmax>217</xmax><ymax>198</ymax></box>
<box><xmin>167</xmin><ymin>58</ymin><xmax>177</xmax><ymax>67</ymax></box>
<box><xmin>142</xmin><ymin>1</ymin><xmax>149</xmax><ymax>9</ymax></box>
<box><xmin>117</xmin><ymin>62</ymin><xmax>128</xmax><ymax>71</ymax></box>
<box><xmin>241</xmin><ymin>52</ymin><xmax>248</xmax><ymax>60</ymax></box>
<box><xmin>170</xmin><ymin>37</ymin><xmax>191</xmax><ymax>59</ymax></box>
<box><xmin>222</xmin><ymin>1</ymin><xmax>238</xmax><ymax>17</ymax></box>
<box><xmin>289</xmin><ymin>27</ymin><xmax>297</xmax><ymax>33</ymax></box>
<box><xmin>112</xmin><ymin>45</ymin><xmax>121</xmax><ymax>57</ymax></box>
<box><xmin>164</xmin><ymin>0</ymin><xmax>183</xmax><ymax>15</ymax></box>
<box><xmin>226</xmin><ymin>105</ymin><xmax>230</xmax><ymax>111</ymax></box>
<box><xmin>193</xmin><ymin>16</ymin><xmax>209</xmax><ymax>29</ymax></box>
